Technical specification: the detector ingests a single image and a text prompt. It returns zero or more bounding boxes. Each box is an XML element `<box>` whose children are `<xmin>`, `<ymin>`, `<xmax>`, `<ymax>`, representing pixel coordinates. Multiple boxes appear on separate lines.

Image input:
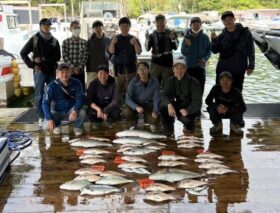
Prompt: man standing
<box><xmin>161</xmin><ymin>59</ymin><xmax>202</xmax><ymax>133</ymax></box>
<box><xmin>109</xmin><ymin>17</ymin><xmax>142</xmax><ymax>103</ymax></box>
<box><xmin>123</xmin><ymin>62</ymin><xmax>161</xmax><ymax>129</ymax></box>
<box><xmin>20</xmin><ymin>18</ymin><xmax>61</xmax><ymax>127</ymax></box>
<box><xmin>86</xmin><ymin>20</ymin><xmax>111</xmax><ymax>87</ymax></box>
<box><xmin>181</xmin><ymin>17</ymin><xmax>211</xmax><ymax>95</ymax></box>
<box><xmin>62</xmin><ymin>20</ymin><xmax>88</xmax><ymax>90</ymax></box>
<box><xmin>145</xmin><ymin>14</ymin><xmax>179</xmax><ymax>88</ymax></box>
<box><xmin>42</xmin><ymin>63</ymin><xmax>85</xmax><ymax>136</ymax></box>
<box><xmin>211</xmin><ymin>11</ymin><xmax>255</xmax><ymax>92</ymax></box>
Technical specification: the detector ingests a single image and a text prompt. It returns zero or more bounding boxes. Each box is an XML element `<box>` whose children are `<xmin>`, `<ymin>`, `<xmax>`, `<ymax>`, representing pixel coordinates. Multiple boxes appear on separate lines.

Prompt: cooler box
<box><xmin>0</xmin><ymin>137</ymin><xmax>10</xmax><ymax>182</ymax></box>
<box><xmin>0</xmin><ymin>56</ymin><xmax>11</xmax><ymax>76</ymax></box>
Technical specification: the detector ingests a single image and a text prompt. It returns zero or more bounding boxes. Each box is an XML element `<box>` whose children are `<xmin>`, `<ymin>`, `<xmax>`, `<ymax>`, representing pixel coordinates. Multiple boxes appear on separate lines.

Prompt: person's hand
<box><xmin>168</xmin><ymin>104</ymin><xmax>176</xmax><ymax>117</ymax></box>
<box><xmin>136</xmin><ymin>106</ymin><xmax>144</xmax><ymax>114</ymax></box>
<box><xmin>102</xmin><ymin>113</ymin><xmax>108</xmax><ymax>121</ymax></box>
<box><xmin>97</xmin><ymin>108</ymin><xmax>103</xmax><ymax>118</ymax></box>
<box><xmin>47</xmin><ymin>120</ymin><xmax>55</xmax><ymax>131</ymax></box>
<box><xmin>169</xmin><ymin>30</ymin><xmax>176</xmax><ymax>40</ymax></box>
<box><xmin>112</xmin><ymin>36</ymin><xmax>118</xmax><ymax>44</ymax></box>
<box><xmin>69</xmin><ymin>110</ymin><xmax>78</xmax><ymax>122</ymax></box>
<box><xmin>211</xmin><ymin>32</ymin><xmax>218</xmax><ymax>39</ymax></box>
<box><xmin>246</xmin><ymin>69</ymin><xmax>253</xmax><ymax>76</ymax></box>
<box><xmin>184</xmin><ymin>38</ymin><xmax>191</xmax><ymax>46</ymax></box>
<box><xmin>33</xmin><ymin>57</ymin><xmax>41</xmax><ymax>63</ymax></box>
<box><xmin>180</xmin><ymin>108</ymin><xmax>188</xmax><ymax>117</ymax></box>
<box><xmin>130</xmin><ymin>36</ymin><xmax>137</xmax><ymax>45</ymax></box>
<box><xmin>217</xmin><ymin>104</ymin><xmax>228</xmax><ymax>114</ymax></box>
<box><xmin>152</xmin><ymin>112</ymin><xmax>158</xmax><ymax>119</ymax></box>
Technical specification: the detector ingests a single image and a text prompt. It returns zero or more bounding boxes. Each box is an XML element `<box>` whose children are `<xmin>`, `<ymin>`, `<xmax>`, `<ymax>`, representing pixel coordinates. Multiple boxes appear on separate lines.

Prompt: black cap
<box><xmin>57</xmin><ymin>63</ymin><xmax>70</xmax><ymax>71</ymax></box>
<box><xmin>221</xmin><ymin>11</ymin><xmax>235</xmax><ymax>20</ymax></box>
<box><xmin>97</xmin><ymin>64</ymin><xmax>109</xmax><ymax>73</ymax></box>
<box><xmin>39</xmin><ymin>18</ymin><xmax>52</xmax><ymax>26</ymax></box>
<box><xmin>190</xmin><ymin>17</ymin><xmax>201</xmax><ymax>24</ymax></box>
<box><xmin>155</xmin><ymin>14</ymin><xmax>166</xmax><ymax>22</ymax></box>
<box><xmin>219</xmin><ymin>71</ymin><xmax>232</xmax><ymax>79</ymax></box>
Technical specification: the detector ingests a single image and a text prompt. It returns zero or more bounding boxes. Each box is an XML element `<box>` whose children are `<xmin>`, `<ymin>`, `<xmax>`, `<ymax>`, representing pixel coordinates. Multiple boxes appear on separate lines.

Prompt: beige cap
<box><xmin>173</xmin><ymin>59</ymin><xmax>187</xmax><ymax>67</ymax></box>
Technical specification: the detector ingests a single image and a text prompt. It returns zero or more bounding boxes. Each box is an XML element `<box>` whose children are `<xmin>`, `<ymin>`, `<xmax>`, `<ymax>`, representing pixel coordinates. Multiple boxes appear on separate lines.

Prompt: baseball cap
<box><xmin>57</xmin><ymin>63</ymin><xmax>70</xmax><ymax>71</ymax></box>
<box><xmin>219</xmin><ymin>71</ymin><xmax>232</xmax><ymax>79</ymax></box>
<box><xmin>97</xmin><ymin>64</ymin><xmax>109</xmax><ymax>73</ymax></box>
<box><xmin>221</xmin><ymin>11</ymin><xmax>235</xmax><ymax>20</ymax></box>
<box><xmin>190</xmin><ymin>17</ymin><xmax>201</xmax><ymax>24</ymax></box>
<box><xmin>173</xmin><ymin>59</ymin><xmax>187</xmax><ymax>67</ymax></box>
<box><xmin>39</xmin><ymin>18</ymin><xmax>52</xmax><ymax>25</ymax></box>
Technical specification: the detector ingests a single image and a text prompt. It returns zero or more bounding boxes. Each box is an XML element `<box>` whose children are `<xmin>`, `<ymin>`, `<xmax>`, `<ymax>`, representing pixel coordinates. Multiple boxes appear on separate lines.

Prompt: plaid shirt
<box><xmin>62</xmin><ymin>37</ymin><xmax>88</xmax><ymax>68</ymax></box>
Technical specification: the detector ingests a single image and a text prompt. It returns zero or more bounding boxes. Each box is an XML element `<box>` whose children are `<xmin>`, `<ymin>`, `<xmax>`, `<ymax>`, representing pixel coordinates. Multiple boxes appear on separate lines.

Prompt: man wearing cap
<box><xmin>123</xmin><ymin>62</ymin><xmax>161</xmax><ymax>130</ymax></box>
<box><xmin>211</xmin><ymin>11</ymin><xmax>255</xmax><ymax>92</ymax></box>
<box><xmin>145</xmin><ymin>14</ymin><xmax>179</xmax><ymax>88</ymax></box>
<box><xmin>86</xmin><ymin>20</ymin><xmax>111</xmax><ymax>87</ymax></box>
<box><xmin>20</xmin><ymin>18</ymin><xmax>61</xmax><ymax>127</ymax></box>
<box><xmin>87</xmin><ymin>65</ymin><xmax>120</xmax><ymax>129</ymax></box>
<box><xmin>62</xmin><ymin>20</ymin><xmax>88</xmax><ymax>90</ymax></box>
<box><xmin>181</xmin><ymin>16</ymin><xmax>211</xmax><ymax>95</ymax></box>
<box><xmin>160</xmin><ymin>59</ymin><xmax>202</xmax><ymax>133</ymax></box>
<box><xmin>42</xmin><ymin>63</ymin><xmax>85</xmax><ymax>136</ymax></box>
<box><xmin>206</xmin><ymin>71</ymin><xmax>246</xmax><ymax>135</ymax></box>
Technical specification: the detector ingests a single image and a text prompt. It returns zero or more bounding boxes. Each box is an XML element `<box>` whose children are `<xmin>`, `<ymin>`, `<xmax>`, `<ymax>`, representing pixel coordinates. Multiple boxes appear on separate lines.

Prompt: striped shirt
<box><xmin>62</xmin><ymin>37</ymin><xmax>88</xmax><ymax>68</ymax></box>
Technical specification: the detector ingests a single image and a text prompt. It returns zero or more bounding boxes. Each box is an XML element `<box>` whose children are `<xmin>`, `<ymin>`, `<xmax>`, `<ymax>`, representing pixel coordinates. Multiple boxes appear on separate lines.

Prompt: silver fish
<box><xmin>178</xmin><ymin>143</ymin><xmax>202</xmax><ymax>148</ymax></box>
<box><xmin>96</xmin><ymin>175</ymin><xmax>133</xmax><ymax>185</ymax></box>
<box><xmin>176</xmin><ymin>139</ymin><xmax>203</xmax><ymax>144</ymax></box>
<box><xmin>197</xmin><ymin>153</ymin><xmax>224</xmax><ymax>159</ymax></box>
<box><xmin>145</xmin><ymin>183</ymin><xmax>176</xmax><ymax>192</ymax></box>
<box><xmin>145</xmin><ymin>192</ymin><xmax>177</xmax><ymax>202</ymax></box>
<box><xmin>83</xmin><ymin>148</ymin><xmax>110</xmax><ymax>155</ymax></box>
<box><xmin>158</xmin><ymin>154</ymin><xmax>189</xmax><ymax>161</ymax></box>
<box><xmin>158</xmin><ymin>160</ymin><xmax>187</xmax><ymax>167</ymax></box>
<box><xmin>177</xmin><ymin>179</ymin><xmax>207</xmax><ymax>189</ymax></box>
<box><xmin>120</xmin><ymin>143</ymin><xmax>141</xmax><ymax>148</ymax></box>
<box><xmin>123</xmin><ymin>148</ymin><xmax>156</xmax><ymax>155</ymax></box>
<box><xmin>75</xmin><ymin>168</ymin><xmax>103</xmax><ymax>175</ymax></box>
<box><xmin>80</xmin><ymin>158</ymin><xmax>106</xmax><ymax>165</ymax></box>
<box><xmin>145</xmin><ymin>145</ymin><xmax>165</xmax><ymax>150</ymax></box>
<box><xmin>100</xmin><ymin>170</ymin><xmax>126</xmax><ymax>177</ymax></box>
<box><xmin>116</xmin><ymin>130</ymin><xmax>167</xmax><ymax>139</ymax></box>
<box><xmin>118</xmin><ymin>162</ymin><xmax>147</xmax><ymax>169</ymax></box>
<box><xmin>177</xmin><ymin>135</ymin><xmax>203</xmax><ymax>141</ymax></box>
<box><xmin>121</xmin><ymin>155</ymin><xmax>147</xmax><ymax>163</ymax></box>
<box><xmin>206</xmin><ymin>168</ymin><xmax>236</xmax><ymax>175</ymax></box>
<box><xmin>121</xmin><ymin>167</ymin><xmax>151</xmax><ymax>175</ymax></box>
<box><xmin>80</xmin><ymin>184</ymin><xmax>123</xmax><ymax>196</ymax></box>
<box><xmin>71</xmin><ymin>140</ymin><xmax>112</xmax><ymax>148</ymax></box>
<box><xmin>150</xmin><ymin>169</ymin><xmax>200</xmax><ymax>182</ymax></box>
<box><xmin>79</xmin><ymin>154</ymin><xmax>103</xmax><ymax>159</ymax></box>
<box><xmin>143</xmin><ymin>141</ymin><xmax>167</xmax><ymax>146</ymax></box>
<box><xmin>194</xmin><ymin>158</ymin><xmax>223</xmax><ymax>164</ymax></box>
<box><xmin>113</xmin><ymin>137</ymin><xmax>148</xmax><ymax>145</ymax></box>
<box><xmin>87</xmin><ymin>136</ymin><xmax>111</xmax><ymax>142</ymax></box>
<box><xmin>198</xmin><ymin>163</ymin><xmax>229</xmax><ymax>170</ymax></box>
<box><xmin>60</xmin><ymin>180</ymin><xmax>91</xmax><ymax>191</ymax></box>
<box><xmin>74</xmin><ymin>174</ymin><xmax>101</xmax><ymax>182</ymax></box>
<box><xmin>186</xmin><ymin>186</ymin><xmax>208</xmax><ymax>196</ymax></box>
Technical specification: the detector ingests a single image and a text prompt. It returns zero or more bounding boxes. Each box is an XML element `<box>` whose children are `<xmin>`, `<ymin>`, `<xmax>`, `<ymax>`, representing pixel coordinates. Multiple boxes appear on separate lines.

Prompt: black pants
<box><xmin>188</xmin><ymin>67</ymin><xmax>206</xmax><ymax>95</ymax></box>
<box><xmin>216</xmin><ymin>72</ymin><xmax>244</xmax><ymax>92</ymax></box>
<box><xmin>160</xmin><ymin>103</ymin><xmax>199</xmax><ymax>130</ymax></box>
<box><xmin>207</xmin><ymin>104</ymin><xmax>243</xmax><ymax>125</ymax></box>
<box><xmin>88</xmin><ymin>107</ymin><xmax>120</xmax><ymax>123</ymax></box>
<box><xmin>72</xmin><ymin>72</ymin><xmax>85</xmax><ymax>91</ymax></box>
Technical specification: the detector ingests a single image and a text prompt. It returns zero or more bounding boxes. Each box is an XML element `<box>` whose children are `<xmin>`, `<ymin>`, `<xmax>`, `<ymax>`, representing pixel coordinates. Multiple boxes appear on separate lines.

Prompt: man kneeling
<box><xmin>87</xmin><ymin>65</ymin><xmax>120</xmax><ymax>129</ymax></box>
<box><xmin>206</xmin><ymin>71</ymin><xmax>246</xmax><ymax>135</ymax></box>
<box><xmin>42</xmin><ymin>63</ymin><xmax>86</xmax><ymax>136</ymax></box>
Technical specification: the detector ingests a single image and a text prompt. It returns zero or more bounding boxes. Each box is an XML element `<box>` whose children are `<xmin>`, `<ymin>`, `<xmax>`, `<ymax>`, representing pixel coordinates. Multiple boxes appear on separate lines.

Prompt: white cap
<box><xmin>173</xmin><ymin>59</ymin><xmax>187</xmax><ymax>67</ymax></box>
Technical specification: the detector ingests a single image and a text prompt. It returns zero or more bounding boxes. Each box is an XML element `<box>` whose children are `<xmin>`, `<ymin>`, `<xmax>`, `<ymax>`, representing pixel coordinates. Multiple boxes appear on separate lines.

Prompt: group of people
<box><xmin>20</xmin><ymin>10</ymin><xmax>255</xmax><ymax>136</ymax></box>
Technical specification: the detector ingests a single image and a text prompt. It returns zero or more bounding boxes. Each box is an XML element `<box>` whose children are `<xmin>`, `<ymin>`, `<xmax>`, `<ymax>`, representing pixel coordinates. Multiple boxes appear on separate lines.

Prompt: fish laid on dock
<box><xmin>158</xmin><ymin>160</ymin><xmax>187</xmax><ymax>167</ymax></box>
<box><xmin>75</xmin><ymin>168</ymin><xmax>103</xmax><ymax>175</ymax></box>
<box><xmin>80</xmin><ymin>184</ymin><xmax>123</xmax><ymax>196</ymax></box>
<box><xmin>198</xmin><ymin>163</ymin><xmax>229</xmax><ymax>170</ymax></box>
<box><xmin>197</xmin><ymin>153</ymin><xmax>224</xmax><ymax>159</ymax></box>
<box><xmin>96</xmin><ymin>176</ymin><xmax>133</xmax><ymax>185</ymax></box>
<box><xmin>145</xmin><ymin>183</ymin><xmax>176</xmax><ymax>192</ymax></box>
<box><xmin>118</xmin><ymin>162</ymin><xmax>147</xmax><ymax>169</ymax></box>
<box><xmin>60</xmin><ymin>180</ymin><xmax>91</xmax><ymax>191</ymax></box>
<box><xmin>113</xmin><ymin>137</ymin><xmax>149</xmax><ymax>145</ymax></box>
<box><xmin>83</xmin><ymin>148</ymin><xmax>110</xmax><ymax>155</ymax></box>
<box><xmin>123</xmin><ymin>147</ymin><xmax>156</xmax><ymax>155</ymax></box>
<box><xmin>145</xmin><ymin>192</ymin><xmax>177</xmax><ymax>202</ymax></box>
<box><xmin>150</xmin><ymin>169</ymin><xmax>200</xmax><ymax>182</ymax></box>
<box><xmin>87</xmin><ymin>136</ymin><xmax>111</xmax><ymax>142</ymax></box>
<box><xmin>71</xmin><ymin>140</ymin><xmax>112</xmax><ymax>148</ymax></box>
<box><xmin>177</xmin><ymin>143</ymin><xmax>203</xmax><ymax>149</ymax></box>
<box><xmin>206</xmin><ymin>168</ymin><xmax>236</xmax><ymax>175</ymax></box>
<box><xmin>177</xmin><ymin>179</ymin><xmax>207</xmax><ymax>189</ymax></box>
<box><xmin>158</xmin><ymin>154</ymin><xmax>189</xmax><ymax>161</ymax></box>
<box><xmin>80</xmin><ymin>158</ymin><xmax>106</xmax><ymax>165</ymax></box>
<box><xmin>121</xmin><ymin>167</ymin><xmax>151</xmax><ymax>175</ymax></box>
<box><xmin>194</xmin><ymin>158</ymin><xmax>223</xmax><ymax>164</ymax></box>
<box><xmin>74</xmin><ymin>174</ymin><xmax>101</xmax><ymax>182</ymax></box>
<box><xmin>121</xmin><ymin>155</ymin><xmax>147</xmax><ymax>163</ymax></box>
<box><xmin>116</xmin><ymin>130</ymin><xmax>167</xmax><ymax>139</ymax></box>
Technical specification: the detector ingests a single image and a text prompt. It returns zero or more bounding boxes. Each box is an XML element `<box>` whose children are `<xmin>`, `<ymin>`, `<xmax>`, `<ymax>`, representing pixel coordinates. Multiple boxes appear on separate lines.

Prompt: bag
<box><xmin>0</xmin><ymin>137</ymin><xmax>10</xmax><ymax>183</ymax></box>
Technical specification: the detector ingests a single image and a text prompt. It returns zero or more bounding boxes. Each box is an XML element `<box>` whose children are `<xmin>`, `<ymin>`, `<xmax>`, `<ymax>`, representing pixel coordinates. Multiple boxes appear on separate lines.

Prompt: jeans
<box><xmin>43</xmin><ymin>108</ymin><xmax>86</xmax><ymax>130</ymax></box>
<box><xmin>34</xmin><ymin>71</ymin><xmax>54</xmax><ymax>119</ymax></box>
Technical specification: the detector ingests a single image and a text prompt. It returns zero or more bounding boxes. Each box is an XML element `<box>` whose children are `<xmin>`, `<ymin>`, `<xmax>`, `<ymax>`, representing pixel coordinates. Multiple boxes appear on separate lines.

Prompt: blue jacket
<box><xmin>42</xmin><ymin>78</ymin><xmax>84</xmax><ymax>120</ymax></box>
<box><xmin>126</xmin><ymin>75</ymin><xmax>161</xmax><ymax>113</ymax></box>
<box><xmin>181</xmin><ymin>30</ymin><xmax>211</xmax><ymax>68</ymax></box>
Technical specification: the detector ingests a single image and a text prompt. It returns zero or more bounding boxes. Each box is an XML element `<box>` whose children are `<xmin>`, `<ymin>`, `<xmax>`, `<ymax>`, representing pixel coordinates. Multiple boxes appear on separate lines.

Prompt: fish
<box><xmin>100</xmin><ymin>170</ymin><xmax>126</xmax><ymax>177</ymax></box>
<box><xmin>83</xmin><ymin>148</ymin><xmax>110</xmax><ymax>155</ymax></box>
<box><xmin>177</xmin><ymin>179</ymin><xmax>207</xmax><ymax>189</ymax></box>
<box><xmin>96</xmin><ymin>175</ymin><xmax>133</xmax><ymax>185</ymax></box>
<box><xmin>123</xmin><ymin>148</ymin><xmax>156</xmax><ymax>155</ymax></box>
<box><xmin>71</xmin><ymin>140</ymin><xmax>112</xmax><ymax>148</ymax></box>
<box><xmin>145</xmin><ymin>145</ymin><xmax>165</xmax><ymax>150</ymax></box>
<box><xmin>80</xmin><ymin>158</ymin><xmax>106</xmax><ymax>165</ymax></box>
<box><xmin>121</xmin><ymin>155</ymin><xmax>147</xmax><ymax>163</ymax></box>
<box><xmin>145</xmin><ymin>192</ymin><xmax>177</xmax><ymax>202</ymax></box>
<box><xmin>121</xmin><ymin>167</ymin><xmax>151</xmax><ymax>175</ymax></box>
<box><xmin>150</xmin><ymin>169</ymin><xmax>201</xmax><ymax>182</ymax></box>
<box><xmin>198</xmin><ymin>163</ymin><xmax>229</xmax><ymax>170</ymax></box>
<box><xmin>186</xmin><ymin>186</ymin><xmax>208</xmax><ymax>196</ymax></box>
<box><xmin>120</xmin><ymin>143</ymin><xmax>142</xmax><ymax>148</ymax></box>
<box><xmin>79</xmin><ymin>154</ymin><xmax>103</xmax><ymax>159</ymax></box>
<box><xmin>75</xmin><ymin>168</ymin><xmax>103</xmax><ymax>175</ymax></box>
<box><xmin>197</xmin><ymin>153</ymin><xmax>224</xmax><ymax>159</ymax></box>
<box><xmin>145</xmin><ymin>183</ymin><xmax>176</xmax><ymax>192</ymax></box>
<box><xmin>158</xmin><ymin>154</ymin><xmax>189</xmax><ymax>161</ymax></box>
<box><xmin>113</xmin><ymin>137</ymin><xmax>148</xmax><ymax>145</ymax></box>
<box><xmin>74</xmin><ymin>174</ymin><xmax>101</xmax><ymax>182</ymax></box>
<box><xmin>116</xmin><ymin>130</ymin><xmax>167</xmax><ymax>139</ymax></box>
<box><xmin>87</xmin><ymin>136</ymin><xmax>111</xmax><ymax>142</ymax></box>
<box><xmin>158</xmin><ymin>160</ymin><xmax>187</xmax><ymax>167</ymax></box>
<box><xmin>177</xmin><ymin>143</ymin><xmax>203</xmax><ymax>148</ymax></box>
<box><xmin>80</xmin><ymin>184</ymin><xmax>123</xmax><ymax>196</ymax></box>
<box><xmin>143</xmin><ymin>141</ymin><xmax>167</xmax><ymax>146</ymax></box>
<box><xmin>59</xmin><ymin>180</ymin><xmax>91</xmax><ymax>191</ymax></box>
<box><xmin>194</xmin><ymin>158</ymin><xmax>223</xmax><ymax>164</ymax></box>
<box><xmin>118</xmin><ymin>162</ymin><xmax>147</xmax><ymax>169</ymax></box>
<box><xmin>206</xmin><ymin>168</ymin><xmax>237</xmax><ymax>175</ymax></box>
<box><xmin>176</xmin><ymin>139</ymin><xmax>203</xmax><ymax>144</ymax></box>
<box><xmin>117</xmin><ymin>146</ymin><xmax>135</xmax><ymax>153</ymax></box>
<box><xmin>68</xmin><ymin>138</ymin><xmax>80</xmax><ymax>143</ymax></box>
<box><xmin>177</xmin><ymin>135</ymin><xmax>203</xmax><ymax>141</ymax></box>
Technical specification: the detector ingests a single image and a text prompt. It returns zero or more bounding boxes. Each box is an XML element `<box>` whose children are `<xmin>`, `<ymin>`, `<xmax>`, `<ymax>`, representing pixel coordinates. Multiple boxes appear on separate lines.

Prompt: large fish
<box><xmin>99</xmin><ymin>170</ymin><xmax>126</xmax><ymax>177</ymax></box>
<box><xmin>177</xmin><ymin>179</ymin><xmax>207</xmax><ymax>189</ymax></box>
<box><xmin>116</xmin><ymin>130</ymin><xmax>167</xmax><ymax>139</ymax></box>
<box><xmin>80</xmin><ymin>184</ymin><xmax>123</xmax><ymax>196</ymax></box>
<box><xmin>83</xmin><ymin>148</ymin><xmax>110</xmax><ymax>155</ymax></box>
<box><xmin>74</xmin><ymin>174</ymin><xmax>101</xmax><ymax>182</ymax></box>
<box><xmin>80</xmin><ymin>158</ymin><xmax>106</xmax><ymax>165</ymax></box>
<box><xmin>118</xmin><ymin>162</ymin><xmax>147</xmax><ymax>169</ymax></box>
<box><xmin>143</xmin><ymin>141</ymin><xmax>166</xmax><ymax>146</ymax></box>
<box><xmin>194</xmin><ymin>158</ymin><xmax>223</xmax><ymax>164</ymax></box>
<box><xmin>121</xmin><ymin>167</ymin><xmax>151</xmax><ymax>175</ymax></box>
<box><xmin>206</xmin><ymin>168</ymin><xmax>236</xmax><ymax>175</ymax></box>
<box><xmin>150</xmin><ymin>169</ymin><xmax>200</xmax><ymax>182</ymax></box>
<box><xmin>87</xmin><ymin>136</ymin><xmax>111</xmax><ymax>142</ymax></box>
<box><xmin>145</xmin><ymin>192</ymin><xmax>177</xmax><ymax>202</ymax></box>
<box><xmin>75</xmin><ymin>168</ymin><xmax>103</xmax><ymax>175</ymax></box>
<box><xmin>71</xmin><ymin>140</ymin><xmax>112</xmax><ymax>148</ymax></box>
<box><xmin>145</xmin><ymin>183</ymin><xmax>176</xmax><ymax>192</ymax></box>
<box><xmin>176</xmin><ymin>139</ymin><xmax>203</xmax><ymax>144</ymax></box>
<box><xmin>198</xmin><ymin>163</ymin><xmax>229</xmax><ymax>170</ymax></box>
<box><xmin>145</xmin><ymin>145</ymin><xmax>165</xmax><ymax>151</ymax></box>
<box><xmin>177</xmin><ymin>143</ymin><xmax>202</xmax><ymax>148</ymax></box>
<box><xmin>113</xmin><ymin>137</ymin><xmax>148</xmax><ymax>145</ymax></box>
<box><xmin>60</xmin><ymin>180</ymin><xmax>91</xmax><ymax>191</ymax></box>
<box><xmin>158</xmin><ymin>154</ymin><xmax>189</xmax><ymax>161</ymax></box>
<box><xmin>79</xmin><ymin>154</ymin><xmax>103</xmax><ymax>160</ymax></box>
<box><xmin>123</xmin><ymin>148</ymin><xmax>156</xmax><ymax>155</ymax></box>
<box><xmin>121</xmin><ymin>155</ymin><xmax>147</xmax><ymax>163</ymax></box>
<box><xmin>158</xmin><ymin>160</ymin><xmax>187</xmax><ymax>167</ymax></box>
<box><xmin>197</xmin><ymin>153</ymin><xmax>224</xmax><ymax>159</ymax></box>
<box><xmin>96</xmin><ymin>175</ymin><xmax>133</xmax><ymax>185</ymax></box>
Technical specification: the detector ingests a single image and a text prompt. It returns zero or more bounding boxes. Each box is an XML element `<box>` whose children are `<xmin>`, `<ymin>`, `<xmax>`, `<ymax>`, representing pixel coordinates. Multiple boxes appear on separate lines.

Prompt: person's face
<box><xmin>93</xmin><ymin>26</ymin><xmax>103</xmax><ymax>37</ymax></box>
<box><xmin>191</xmin><ymin>22</ymin><xmax>202</xmax><ymax>32</ymax></box>
<box><xmin>219</xmin><ymin>76</ymin><xmax>232</xmax><ymax>92</ymax></box>
<box><xmin>137</xmin><ymin>64</ymin><xmax>149</xmax><ymax>79</ymax></box>
<box><xmin>71</xmin><ymin>23</ymin><xmax>80</xmax><ymax>31</ymax></box>
<box><xmin>97</xmin><ymin>70</ymin><xmax>109</xmax><ymax>85</ymax></box>
<box><xmin>173</xmin><ymin>64</ymin><xmax>186</xmax><ymax>80</ymax></box>
<box><xmin>222</xmin><ymin>16</ymin><xmax>236</xmax><ymax>31</ymax></box>
<box><xmin>155</xmin><ymin>19</ymin><xmax>165</xmax><ymax>32</ymax></box>
<box><xmin>57</xmin><ymin>68</ymin><xmax>71</xmax><ymax>84</ymax></box>
<box><xmin>40</xmin><ymin>24</ymin><xmax>51</xmax><ymax>33</ymax></box>
<box><xmin>119</xmin><ymin>23</ymin><xmax>130</xmax><ymax>35</ymax></box>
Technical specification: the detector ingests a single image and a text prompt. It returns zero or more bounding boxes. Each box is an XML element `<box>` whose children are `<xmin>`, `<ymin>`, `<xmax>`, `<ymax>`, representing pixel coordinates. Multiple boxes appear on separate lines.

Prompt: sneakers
<box><xmin>74</xmin><ymin>128</ymin><xmax>83</xmax><ymax>136</ymax></box>
<box><xmin>38</xmin><ymin>118</ymin><xmax>43</xmax><ymax>127</ymax></box>
<box><xmin>150</xmin><ymin>124</ymin><xmax>157</xmax><ymax>132</ymax></box>
<box><xmin>210</xmin><ymin>121</ymin><xmax>223</xmax><ymax>134</ymax></box>
<box><xmin>91</xmin><ymin>122</ymin><xmax>101</xmax><ymax>130</ymax></box>
<box><xmin>230</xmin><ymin>124</ymin><xmax>243</xmax><ymax>135</ymax></box>
<box><xmin>53</xmin><ymin>126</ymin><xmax>61</xmax><ymax>135</ymax></box>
